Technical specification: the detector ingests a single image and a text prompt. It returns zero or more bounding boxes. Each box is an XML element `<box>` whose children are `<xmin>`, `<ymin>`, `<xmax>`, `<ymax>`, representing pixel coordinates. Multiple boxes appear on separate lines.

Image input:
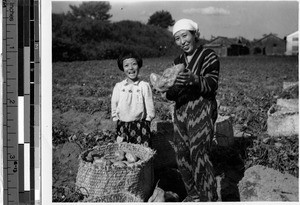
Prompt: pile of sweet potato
<box><xmin>84</xmin><ymin>150</ymin><xmax>140</xmax><ymax>168</ymax></box>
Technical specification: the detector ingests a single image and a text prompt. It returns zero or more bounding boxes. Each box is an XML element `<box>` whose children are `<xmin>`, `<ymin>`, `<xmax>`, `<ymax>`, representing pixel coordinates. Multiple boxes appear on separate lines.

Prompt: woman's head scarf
<box><xmin>172</xmin><ymin>18</ymin><xmax>200</xmax><ymax>39</ymax></box>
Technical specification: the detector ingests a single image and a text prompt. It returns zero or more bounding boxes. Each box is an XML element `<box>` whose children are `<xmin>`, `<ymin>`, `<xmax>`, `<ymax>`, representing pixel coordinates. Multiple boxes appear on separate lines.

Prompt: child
<box><xmin>111</xmin><ymin>50</ymin><xmax>155</xmax><ymax>147</ymax></box>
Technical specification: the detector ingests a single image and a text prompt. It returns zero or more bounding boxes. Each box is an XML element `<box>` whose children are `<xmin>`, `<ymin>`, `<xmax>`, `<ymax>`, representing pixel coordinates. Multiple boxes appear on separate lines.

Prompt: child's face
<box><xmin>123</xmin><ymin>58</ymin><xmax>140</xmax><ymax>82</ymax></box>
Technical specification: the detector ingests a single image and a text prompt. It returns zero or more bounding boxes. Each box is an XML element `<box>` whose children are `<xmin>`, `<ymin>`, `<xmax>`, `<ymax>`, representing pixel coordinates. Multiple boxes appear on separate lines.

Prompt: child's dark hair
<box><xmin>117</xmin><ymin>50</ymin><xmax>143</xmax><ymax>71</ymax></box>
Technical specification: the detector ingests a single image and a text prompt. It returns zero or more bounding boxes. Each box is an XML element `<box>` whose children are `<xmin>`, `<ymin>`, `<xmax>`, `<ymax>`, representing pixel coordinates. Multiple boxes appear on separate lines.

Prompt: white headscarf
<box><xmin>172</xmin><ymin>18</ymin><xmax>200</xmax><ymax>38</ymax></box>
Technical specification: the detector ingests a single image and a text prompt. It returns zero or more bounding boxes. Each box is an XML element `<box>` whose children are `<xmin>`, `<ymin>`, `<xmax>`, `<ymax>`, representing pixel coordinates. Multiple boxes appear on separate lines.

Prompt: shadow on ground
<box><xmin>211</xmin><ymin>137</ymin><xmax>254</xmax><ymax>201</ymax></box>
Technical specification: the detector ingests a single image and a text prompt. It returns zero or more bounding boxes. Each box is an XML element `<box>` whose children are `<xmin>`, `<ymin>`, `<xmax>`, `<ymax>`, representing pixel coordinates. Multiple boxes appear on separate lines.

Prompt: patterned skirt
<box><xmin>172</xmin><ymin>96</ymin><xmax>218</xmax><ymax>202</ymax></box>
<box><xmin>116</xmin><ymin>120</ymin><xmax>151</xmax><ymax>147</ymax></box>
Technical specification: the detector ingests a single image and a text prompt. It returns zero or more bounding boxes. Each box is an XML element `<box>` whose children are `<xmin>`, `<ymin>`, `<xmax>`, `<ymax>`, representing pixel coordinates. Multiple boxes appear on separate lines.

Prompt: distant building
<box><xmin>285</xmin><ymin>31</ymin><xmax>299</xmax><ymax>55</ymax></box>
<box><xmin>252</xmin><ymin>34</ymin><xmax>286</xmax><ymax>55</ymax></box>
<box><xmin>203</xmin><ymin>36</ymin><xmax>250</xmax><ymax>57</ymax></box>
<box><xmin>203</xmin><ymin>36</ymin><xmax>231</xmax><ymax>57</ymax></box>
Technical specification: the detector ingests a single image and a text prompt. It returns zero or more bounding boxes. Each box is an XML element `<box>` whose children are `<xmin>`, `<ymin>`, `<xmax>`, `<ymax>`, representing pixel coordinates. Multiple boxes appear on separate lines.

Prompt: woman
<box><xmin>166</xmin><ymin>19</ymin><xmax>219</xmax><ymax>202</ymax></box>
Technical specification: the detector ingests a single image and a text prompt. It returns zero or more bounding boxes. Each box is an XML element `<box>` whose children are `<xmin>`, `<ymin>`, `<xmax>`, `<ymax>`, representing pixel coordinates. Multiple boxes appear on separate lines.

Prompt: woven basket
<box><xmin>82</xmin><ymin>192</ymin><xmax>143</xmax><ymax>202</ymax></box>
<box><xmin>76</xmin><ymin>142</ymin><xmax>155</xmax><ymax>201</ymax></box>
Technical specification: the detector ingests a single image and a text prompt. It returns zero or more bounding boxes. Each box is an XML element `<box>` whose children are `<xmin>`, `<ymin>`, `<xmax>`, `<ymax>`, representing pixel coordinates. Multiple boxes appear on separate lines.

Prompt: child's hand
<box><xmin>116</xmin><ymin>135</ymin><xmax>124</xmax><ymax>143</ymax></box>
<box><xmin>160</xmin><ymin>91</ymin><xmax>167</xmax><ymax>99</ymax></box>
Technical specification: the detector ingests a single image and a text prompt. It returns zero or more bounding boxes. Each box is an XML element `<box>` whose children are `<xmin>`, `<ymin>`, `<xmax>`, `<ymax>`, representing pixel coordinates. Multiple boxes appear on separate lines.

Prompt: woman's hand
<box><xmin>175</xmin><ymin>69</ymin><xmax>198</xmax><ymax>86</ymax></box>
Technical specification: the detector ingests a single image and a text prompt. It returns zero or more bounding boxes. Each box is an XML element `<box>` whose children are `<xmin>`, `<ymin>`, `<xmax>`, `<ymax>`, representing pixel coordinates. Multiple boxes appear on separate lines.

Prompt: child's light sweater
<box><xmin>111</xmin><ymin>79</ymin><xmax>155</xmax><ymax>122</ymax></box>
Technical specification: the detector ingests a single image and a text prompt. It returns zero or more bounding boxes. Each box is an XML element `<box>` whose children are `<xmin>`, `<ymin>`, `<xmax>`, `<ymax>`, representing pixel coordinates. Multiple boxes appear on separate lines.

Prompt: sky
<box><xmin>52</xmin><ymin>0</ymin><xmax>299</xmax><ymax>40</ymax></box>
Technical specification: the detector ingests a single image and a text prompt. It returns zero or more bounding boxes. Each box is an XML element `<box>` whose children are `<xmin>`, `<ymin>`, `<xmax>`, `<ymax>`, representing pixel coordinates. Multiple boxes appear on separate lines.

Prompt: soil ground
<box><xmin>52</xmin><ymin>56</ymin><xmax>298</xmax><ymax>202</ymax></box>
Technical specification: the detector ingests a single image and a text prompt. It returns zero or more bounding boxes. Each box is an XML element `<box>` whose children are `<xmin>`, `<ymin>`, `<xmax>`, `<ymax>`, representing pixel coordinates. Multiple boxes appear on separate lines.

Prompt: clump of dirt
<box><xmin>238</xmin><ymin>165</ymin><xmax>299</xmax><ymax>201</ymax></box>
<box><xmin>278</xmin><ymin>84</ymin><xmax>298</xmax><ymax>99</ymax></box>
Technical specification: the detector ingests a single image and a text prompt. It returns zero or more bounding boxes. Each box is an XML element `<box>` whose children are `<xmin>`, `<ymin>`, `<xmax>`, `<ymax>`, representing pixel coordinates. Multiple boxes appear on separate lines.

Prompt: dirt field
<box><xmin>52</xmin><ymin>55</ymin><xmax>298</xmax><ymax>202</ymax></box>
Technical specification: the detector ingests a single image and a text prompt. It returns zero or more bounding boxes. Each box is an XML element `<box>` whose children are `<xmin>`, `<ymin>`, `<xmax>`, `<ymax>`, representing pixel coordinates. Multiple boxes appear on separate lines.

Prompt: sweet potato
<box><xmin>150</xmin><ymin>64</ymin><xmax>185</xmax><ymax>92</ymax></box>
<box><xmin>125</xmin><ymin>152</ymin><xmax>138</xmax><ymax>163</ymax></box>
<box><xmin>85</xmin><ymin>155</ymin><xmax>93</xmax><ymax>162</ymax></box>
<box><xmin>113</xmin><ymin>161</ymin><xmax>126</xmax><ymax>168</ymax></box>
<box><xmin>86</xmin><ymin>150</ymin><xmax>99</xmax><ymax>162</ymax></box>
<box><xmin>123</xmin><ymin>160</ymin><xmax>135</xmax><ymax>167</ymax></box>
<box><xmin>94</xmin><ymin>157</ymin><xmax>112</xmax><ymax>167</ymax></box>
<box><xmin>93</xmin><ymin>157</ymin><xmax>104</xmax><ymax>163</ymax></box>
<box><xmin>114</xmin><ymin>150</ymin><xmax>125</xmax><ymax>161</ymax></box>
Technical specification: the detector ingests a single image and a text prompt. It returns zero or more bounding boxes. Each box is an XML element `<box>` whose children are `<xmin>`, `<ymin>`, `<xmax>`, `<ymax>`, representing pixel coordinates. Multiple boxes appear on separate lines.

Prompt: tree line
<box><xmin>52</xmin><ymin>1</ymin><xmax>181</xmax><ymax>62</ymax></box>
<box><xmin>53</xmin><ymin>2</ymin><xmax>280</xmax><ymax>62</ymax></box>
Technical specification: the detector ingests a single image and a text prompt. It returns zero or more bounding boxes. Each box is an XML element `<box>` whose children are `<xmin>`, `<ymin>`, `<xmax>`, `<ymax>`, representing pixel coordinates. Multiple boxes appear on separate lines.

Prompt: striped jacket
<box><xmin>166</xmin><ymin>45</ymin><xmax>220</xmax><ymax>108</ymax></box>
